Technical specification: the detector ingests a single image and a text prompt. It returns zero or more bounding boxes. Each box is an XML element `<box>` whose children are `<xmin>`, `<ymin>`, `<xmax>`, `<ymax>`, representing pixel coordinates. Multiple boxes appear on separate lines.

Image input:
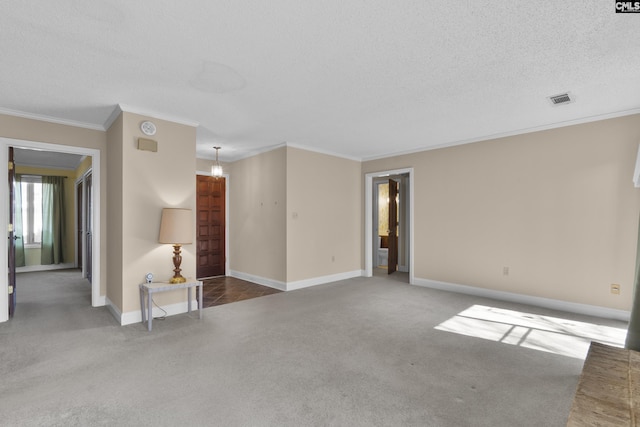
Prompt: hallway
<box><xmin>199</xmin><ymin>276</ymin><xmax>281</xmax><ymax>308</ymax></box>
<box><xmin>5</xmin><ymin>269</ymin><xmax>115</xmax><ymax>333</ymax></box>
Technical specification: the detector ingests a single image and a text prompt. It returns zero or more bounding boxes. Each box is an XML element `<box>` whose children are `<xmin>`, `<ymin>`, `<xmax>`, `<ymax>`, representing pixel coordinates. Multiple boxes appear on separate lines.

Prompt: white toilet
<box><xmin>377</xmin><ymin>236</ymin><xmax>388</xmax><ymax>267</ymax></box>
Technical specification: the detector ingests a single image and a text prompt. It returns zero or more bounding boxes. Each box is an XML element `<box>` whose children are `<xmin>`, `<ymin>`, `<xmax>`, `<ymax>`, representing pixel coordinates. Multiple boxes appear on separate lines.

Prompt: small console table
<box><xmin>139</xmin><ymin>279</ymin><xmax>203</xmax><ymax>332</ymax></box>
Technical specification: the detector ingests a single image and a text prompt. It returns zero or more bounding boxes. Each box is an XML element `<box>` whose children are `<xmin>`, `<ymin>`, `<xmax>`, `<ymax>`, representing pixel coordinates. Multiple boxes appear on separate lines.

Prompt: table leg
<box><xmin>147</xmin><ymin>290</ymin><xmax>153</xmax><ymax>332</ymax></box>
<box><xmin>139</xmin><ymin>285</ymin><xmax>145</xmax><ymax>325</ymax></box>
<box><xmin>198</xmin><ymin>282</ymin><xmax>203</xmax><ymax>319</ymax></box>
<box><xmin>188</xmin><ymin>287</ymin><xmax>192</xmax><ymax>313</ymax></box>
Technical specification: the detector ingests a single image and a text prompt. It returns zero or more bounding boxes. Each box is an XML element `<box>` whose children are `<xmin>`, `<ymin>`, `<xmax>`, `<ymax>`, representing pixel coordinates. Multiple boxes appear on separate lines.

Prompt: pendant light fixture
<box><xmin>211</xmin><ymin>146</ymin><xmax>223</xmax><ymax>177</ymax></box>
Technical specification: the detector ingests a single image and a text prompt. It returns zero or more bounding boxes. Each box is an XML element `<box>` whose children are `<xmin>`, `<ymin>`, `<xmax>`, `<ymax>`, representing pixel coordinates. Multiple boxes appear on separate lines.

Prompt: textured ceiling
<box><xmin>13</xmin><ymin>148</ymin><xmax>84</xmax><ymax>171</ymax></box>
<box><xmin>1</xmin><ymin>1</ymin><xmax>639</xmax><ymax>162</ymax></box>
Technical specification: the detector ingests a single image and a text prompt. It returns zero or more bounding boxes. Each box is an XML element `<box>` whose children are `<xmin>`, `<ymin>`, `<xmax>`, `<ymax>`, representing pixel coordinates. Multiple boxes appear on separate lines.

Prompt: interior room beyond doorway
<box><xmin>1</xmin><ymin>137</ymin><xmax>102</xmax><ymax>323</ymax></box>
<box><xmin>366</xmin><ymin>168</ymin><xmax>413</xmax><ymax>283</ymax></box>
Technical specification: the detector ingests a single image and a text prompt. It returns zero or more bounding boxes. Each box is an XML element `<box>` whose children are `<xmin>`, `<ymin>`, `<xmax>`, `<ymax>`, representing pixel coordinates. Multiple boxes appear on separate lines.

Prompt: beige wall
<box><xmin>15</xmin><ymin>165</ymin><xmax>77</xmax><ymax>265</ymax></box>
<box><xmin>4</xmin><ymin>110</ymin><xmax>637</xmax><ymax>318</ymax></box>
<box><xmin>75</xmin><ymin>156</ymin><xmax>92</xmax><ymax>178</ymax></box>
<box><xmin>286</xmin><ymin>147</ymin><xmax>362</xmax><ymax>282</ymax></box>
<box><xmin>106</xmin><ymin>115</ymin><xmax>124</xmax><ymax>309</ymax></box>
<box><xmin>363</xmin><ymin>114</ymin><xmax>640</xmax><ymax>311</ymax></box>
<box><xmin>2</xmin><ymin>112</ymin><xmax>196</xmax><ymax>319</ymax></box>
<box><xmin>228</xmin><ymin>147</ymin><xmax>287</xmax><ymax>282</ymax></box>
<box><xmin>228</xmin><ymin>146</ymin><xmax>362</xmax><ymax>285</ymax></box>
<box><xmin>112</xmin><ymin>112</ymin><xmax>197</xmax><ymax>314</ymax></box>
<box><xmin>0</xmin><ymin>113</ymin><xmax>108</xmax><ymax>297</ymax></box>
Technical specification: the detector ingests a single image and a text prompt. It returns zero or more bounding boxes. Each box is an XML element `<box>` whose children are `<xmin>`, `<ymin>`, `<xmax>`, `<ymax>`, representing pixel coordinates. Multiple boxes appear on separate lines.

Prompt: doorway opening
<box><xmin>365</xmin><ymin>168</ymin><xmax>414</xmax><ymax>284</ymax></box>
<box><xmin>1</xmin><ymin>138</ymin><xmax>101</xmax><ymax>323</ymax></box>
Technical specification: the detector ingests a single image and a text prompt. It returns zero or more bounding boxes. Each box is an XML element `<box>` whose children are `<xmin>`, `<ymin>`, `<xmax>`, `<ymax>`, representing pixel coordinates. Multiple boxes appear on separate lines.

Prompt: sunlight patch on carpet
<box><xmin>435</xmin><ymin>305</ymin><xmax>626</xmax><ymax>359</ymax></box>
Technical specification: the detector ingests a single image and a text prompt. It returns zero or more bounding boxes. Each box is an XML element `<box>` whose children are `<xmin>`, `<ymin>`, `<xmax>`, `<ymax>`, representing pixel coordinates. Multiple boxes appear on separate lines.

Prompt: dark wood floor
<box><xmin>198</xmin><ymin>276</ymin><xmax>282</xmax><ymax>308</ymax></box>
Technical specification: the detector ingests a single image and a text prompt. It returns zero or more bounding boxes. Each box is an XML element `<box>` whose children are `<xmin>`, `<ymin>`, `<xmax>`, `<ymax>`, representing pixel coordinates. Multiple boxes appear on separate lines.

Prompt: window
<box><xmin>20</xmin><ymin>176</ymin><xmax>42</xmax><ymax>246</ymax></box>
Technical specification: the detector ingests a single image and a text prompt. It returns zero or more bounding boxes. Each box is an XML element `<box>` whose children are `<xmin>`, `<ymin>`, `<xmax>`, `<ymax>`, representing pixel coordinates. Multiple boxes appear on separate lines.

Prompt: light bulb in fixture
<box><xmin>212</xmin><ymin>146</ymin><xmax>223</xmax><ymax>177</ymax></box>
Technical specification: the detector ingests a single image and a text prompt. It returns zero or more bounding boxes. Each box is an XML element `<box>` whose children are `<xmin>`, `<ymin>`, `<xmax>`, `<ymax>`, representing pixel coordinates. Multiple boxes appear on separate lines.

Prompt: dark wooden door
<box><xmin>8</xmin><ymin>147</ymin><xmax>16</xmax><ymax>316</ymax></box>
<box><xmin>196</xmin><ymin>175</ymin><xmax>225</xmax><ymax>278</ymax></box>
<box><xmin>388</xmin><ymin>179</ymin><xmax>398</xmax><ymax>274</ymax></box>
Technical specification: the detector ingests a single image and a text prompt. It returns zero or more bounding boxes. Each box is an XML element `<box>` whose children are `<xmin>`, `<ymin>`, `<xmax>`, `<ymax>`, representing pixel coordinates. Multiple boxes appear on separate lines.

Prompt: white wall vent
<box><xmin>548</xmin><ymin>92</ymin><xmax>574</xmax><ymax>106</ymax></box>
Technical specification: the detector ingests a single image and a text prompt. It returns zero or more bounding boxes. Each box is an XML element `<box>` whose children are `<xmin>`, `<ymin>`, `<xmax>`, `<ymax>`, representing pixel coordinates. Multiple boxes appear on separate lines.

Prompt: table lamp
<box><xmin>158</xmin><ymin>208</ymin><xmax>193</xmax><ymax>283</ymax></box>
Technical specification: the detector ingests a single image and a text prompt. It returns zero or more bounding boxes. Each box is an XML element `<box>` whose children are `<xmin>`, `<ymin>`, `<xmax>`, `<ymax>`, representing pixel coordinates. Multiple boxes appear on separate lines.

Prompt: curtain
<box><xmin>41</xmin><ymin>176</ymin><xmax>65</xmax><ymax>265</ymax></box>
<box><xmin>13</xmin><ymin>174</ymin><xmax>25</xmax><ymax>267</ymax></box>
<box><xmin>625</xmin><ymin>215</ymin><xmax>640</xmax><ymax>350</ymax></box>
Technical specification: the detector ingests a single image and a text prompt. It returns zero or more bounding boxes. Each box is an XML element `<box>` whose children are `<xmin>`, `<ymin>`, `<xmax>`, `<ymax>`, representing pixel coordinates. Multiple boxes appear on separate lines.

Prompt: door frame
<box><xmin>0</xmin><ymin>138</ymin><xmax>102</xmax><ymax>322</ymax></box>
<box><xmin>75</xmin><ymin>178</ymin><xmax>83</xmax><ymax>270</ymax></box>
<box><xmin>364</xmin><ymin>168</ymin><xmax>414</xmax><ymax>282</ymax></box>
<box><xmin>8</xmin><ymin>147</ymin><xmax>16</xmax><ymax>317</ymax></box>
<box><xmin>196</xmin><ymin>170</ymin><xmax>230</xmax><ymax>276</ymax></box>
<box><xmin>75</xmin><ymin>168</ymin><xmax>92</xmax><ymax>279</ymax></box>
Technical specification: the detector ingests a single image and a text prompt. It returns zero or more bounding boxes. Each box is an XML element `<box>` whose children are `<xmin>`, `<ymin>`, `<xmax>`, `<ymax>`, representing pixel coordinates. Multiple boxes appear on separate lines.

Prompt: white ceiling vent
<box><xmin>548</xmin><ymin>92</ymin><xmax>574</xmax><ymax>106</ymax></box>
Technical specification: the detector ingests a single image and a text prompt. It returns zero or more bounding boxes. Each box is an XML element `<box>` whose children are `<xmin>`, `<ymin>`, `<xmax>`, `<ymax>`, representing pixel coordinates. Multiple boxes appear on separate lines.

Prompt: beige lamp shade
<box><xmin>158</xmin><ymin>208</ymin><xmax>193</xmax><ymax>244</ymax></box>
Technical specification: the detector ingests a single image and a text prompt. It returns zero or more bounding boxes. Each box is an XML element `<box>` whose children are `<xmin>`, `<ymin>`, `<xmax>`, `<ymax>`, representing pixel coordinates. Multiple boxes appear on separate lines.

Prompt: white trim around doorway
<box><xmin>364</xmin><ymin>168</ymin><xmax>414</xmax><ymax>284</ymax></box>
<box><xmin>0</xmin><ymin>138</ymin><xmax>102</xmax><ymax>322</ymax></box>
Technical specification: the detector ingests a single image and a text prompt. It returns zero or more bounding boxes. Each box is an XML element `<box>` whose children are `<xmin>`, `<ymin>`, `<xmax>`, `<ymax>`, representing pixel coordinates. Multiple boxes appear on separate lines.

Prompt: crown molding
<box><xmin>115</xmin><ymin>104</ymin><xmax>200</xmax><ymax>128</ymax></box>
<box><xmin>363</xmin><ymin>107</ymin><xmax>640</xmax><ymax>162</ymax></box>
<box><xmin>229</xmin><ymin>142</ymin><xmax>288</xmax><ymax>162</ymax></box>
<box><xmin>285</xmin><ymin>142</ymin><xmax>361</xmax><ymax>162</ymax></box>
<box><xmin>0</xmin><ymin>104</ymin><xmax>201</xmax><ymax>134</ymax></box>
<box><xmin>102</xmin><ymin>105</ymin><xmax>123</xmax><ymax>131</ymax></box>
<box><xmin>229</xmin><ymin>141</ymin><xmax>362</xmax><ymax>163</ymax></box>
<box><xmin>0</xmin><ymin>107</ymin><xmax>104</xmax><ymax>131</ymax></box>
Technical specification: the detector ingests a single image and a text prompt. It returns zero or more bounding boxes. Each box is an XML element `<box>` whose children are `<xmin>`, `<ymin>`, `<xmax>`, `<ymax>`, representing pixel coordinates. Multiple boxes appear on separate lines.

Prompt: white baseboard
<box><xmin>105</xmin><ymin>297</ymin><xmax>122</xmax><ymax>324</ymax></box>
<box><xmin>286</xmin><ymin>270</ymin><xmax>364</xmax><ymax>291</ymax></box>
<box><xmin>229</xmin><ymin>269</ymin><xmax>365</xmax><ymax>291</ymax></box>
<box><xmin>16</xmin><ymin>263</ymin><xmax>75</xmax><ymax>273</ymax></box>
<box><xmin>107</xmin><ymin>296</ymin><xmax>199</xmax><ymax>326</ymax></box>
<box><xmin>95</xmin><ymin>295</ymin><xmax>106</xmax><ymax>307</ymax></box>
<box><xmin>228</xmin><ymin>270</ymin><xmax>286</xmax><ymax>291</ymax></box>
<box><xmin>413</xmin><ymin>277</ymin><xmax>630</xmax><ymax>322</ymax></box>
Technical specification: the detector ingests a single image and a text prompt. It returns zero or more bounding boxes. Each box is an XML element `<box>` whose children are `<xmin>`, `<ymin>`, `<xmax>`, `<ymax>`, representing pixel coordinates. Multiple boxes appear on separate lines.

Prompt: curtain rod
<box><xmin>18</xmin><ymin>174</ymin><xmax>68</xmax><ymax>179</ymax></box>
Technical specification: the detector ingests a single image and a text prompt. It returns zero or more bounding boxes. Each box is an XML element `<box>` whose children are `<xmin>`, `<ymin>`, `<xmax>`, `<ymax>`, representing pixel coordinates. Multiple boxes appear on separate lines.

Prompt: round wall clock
<box><xmin>140</xmin><ymin>121</ymin><xmax>157</xmax><ymax>136</ymax></box>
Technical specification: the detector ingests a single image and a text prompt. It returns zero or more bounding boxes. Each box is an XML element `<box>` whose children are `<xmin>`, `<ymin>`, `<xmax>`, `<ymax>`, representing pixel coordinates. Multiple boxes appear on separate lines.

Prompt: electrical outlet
<box><xmin>503</xmin><ymin>267</ymin><xmax>509</xmax><ymax>276</ymax></box>
<box><xmin>611</xmin><ymin>284</ymin><xmax>621</xmax><ymax>295</ymax></box>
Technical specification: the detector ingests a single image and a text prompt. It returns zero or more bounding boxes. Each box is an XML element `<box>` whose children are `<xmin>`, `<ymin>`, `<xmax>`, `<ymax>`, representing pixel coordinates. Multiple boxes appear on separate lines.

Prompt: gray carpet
<box><xmin>0</xmin><ymin>269</ymin><xmax>628</xmax><ymax>426</ymax></box>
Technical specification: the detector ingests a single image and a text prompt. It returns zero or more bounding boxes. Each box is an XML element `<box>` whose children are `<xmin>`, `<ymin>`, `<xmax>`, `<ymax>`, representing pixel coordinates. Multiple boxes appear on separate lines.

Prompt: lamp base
<box><xmin>169</xmin><ymin>244</ymin><xmax>186</xmax><ymax>284</ymax></box>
